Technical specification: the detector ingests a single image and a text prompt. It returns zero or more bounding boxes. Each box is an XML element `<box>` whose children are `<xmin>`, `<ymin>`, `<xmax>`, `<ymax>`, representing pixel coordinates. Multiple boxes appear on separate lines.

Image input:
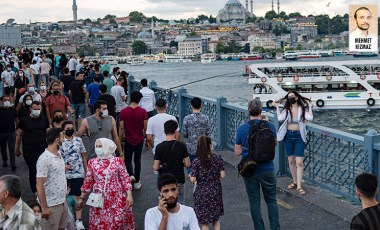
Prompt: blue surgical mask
<box><xmin>95</xmin><ymin>147</ymin><xmax>106</xmax><ymax>158</ymax></box>
<box><xmin>28</xmin><ymin>87</ymin><xmax>35</xmax><ymax>93</ymax></box>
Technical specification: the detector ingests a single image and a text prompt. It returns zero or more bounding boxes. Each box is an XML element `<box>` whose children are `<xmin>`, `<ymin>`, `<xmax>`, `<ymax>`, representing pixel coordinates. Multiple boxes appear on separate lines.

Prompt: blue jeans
<box><xmin>34</xmin><ymin>74</ymin><xmax>40</xmax><ymax>86</ymax></box>
<box><xmin>74</xmin><ymin>103</ymin><xmax>86</xmax><ymax>119</ymax></box>
<box><xmin>244</xmin><ymin>171</ymin><xmax>280</xmax><ymax>230</ymax></box>
<box><xmin>284</xmin><ymin>130</ymin><xmax>305</xmax><ymax>157</ymax></box>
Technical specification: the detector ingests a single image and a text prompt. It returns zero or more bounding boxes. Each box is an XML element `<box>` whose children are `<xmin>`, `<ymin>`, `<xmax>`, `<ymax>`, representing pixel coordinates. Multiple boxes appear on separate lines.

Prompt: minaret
<box><xmin>277</xmin><ymin>0</ymin><xmax>280</xmax><ymax>14</ymax></box>
<box><xmin>271</xmin><ymin>0</ymin><xmax>274</xmax><ymax>11</ymax></box>
<box><xmin>151</xmin><ymin>19</ymin><xmax>154</xmax><ymax>39</ymax></box>
<box><xmin>245</xmin><ymin>0</ymin><xmax>249</xmax><ymax>12</ymax></box>
<box><xmin>250</xmin><ymin>0</ymin><xmax>253</xmax><ymax>15</ymax></box>
<box><xmin>72</xmin><ymin>0</ymin><xmax>78</xmax><ymax>23</ymax></box>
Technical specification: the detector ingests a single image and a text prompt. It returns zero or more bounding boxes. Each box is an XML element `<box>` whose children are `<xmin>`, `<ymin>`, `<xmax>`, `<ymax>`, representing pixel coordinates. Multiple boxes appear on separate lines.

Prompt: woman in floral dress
<box><xmin>190</xmin><ymin>136</ymin><xmax>225</xmax><ymax>230</ymax></box>
<box><xmin>77</xmin><ymin>138</ymin><xmax>134</xmax><ymax>230</ymax></box>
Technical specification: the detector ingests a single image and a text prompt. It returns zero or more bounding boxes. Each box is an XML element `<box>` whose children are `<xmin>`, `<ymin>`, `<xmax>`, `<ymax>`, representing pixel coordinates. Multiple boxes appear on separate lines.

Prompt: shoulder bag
<box><xmin>86</xmin><ymin>159</ymin><xmax>113</xmax><ymax>208</ymax></box>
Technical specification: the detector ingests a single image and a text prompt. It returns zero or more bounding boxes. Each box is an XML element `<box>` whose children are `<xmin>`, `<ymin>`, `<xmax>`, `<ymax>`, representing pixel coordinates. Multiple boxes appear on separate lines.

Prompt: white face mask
<box><xmin>40</xmin><ymin>86</ymin><xmax>46</xmax><ymax>91</ymax></box>
<box><xmin>95</xmin><ymin>147</ymin><xmax>106</xmax><ymax>158</ymax></box>
<box><xmin>25</xmin><ymin>100</ymin><xmax>32</xmax><ymax>106</ymax></box>
<box><xmin>3</xmin><ymin>101</ymin><xmax>11</xmax><ymax>107</ymax></box>
<box><xmin>35</xmin><ymin>214</ymin><xmax>41</xmax><ymax>221</ymax></box>
<box><xmin>102</xmin><ymin>110</ymin><xmax>109</xmax><ymax>116</ymax></box>
<box><xmin>28</xmin><ymin>87</ymin><xmax>35</xmax><ymax>93</ymax></box>
<box><xmin>31</xmin><ymin>109</ymin><xmax>41</xmax><ymax>117</ymax></box>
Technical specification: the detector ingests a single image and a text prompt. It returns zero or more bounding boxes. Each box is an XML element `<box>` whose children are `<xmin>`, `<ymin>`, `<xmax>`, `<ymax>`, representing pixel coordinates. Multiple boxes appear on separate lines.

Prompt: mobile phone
<box><xmin>262</xmin><ymin>111</ymin><xmax>267</xmax><ymax>119</ymax></box>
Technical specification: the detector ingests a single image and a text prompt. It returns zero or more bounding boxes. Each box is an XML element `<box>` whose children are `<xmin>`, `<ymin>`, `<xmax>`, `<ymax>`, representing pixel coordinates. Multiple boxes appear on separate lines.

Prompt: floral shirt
<box><xmin>182</xmin><ymin>112</ymin><xmax>210</xmax><ymax>155</ymax></box>
<box><xmin>60</xmin><ymin>136</ymin><xmax>86</xmax><ymax>179</ymax></box>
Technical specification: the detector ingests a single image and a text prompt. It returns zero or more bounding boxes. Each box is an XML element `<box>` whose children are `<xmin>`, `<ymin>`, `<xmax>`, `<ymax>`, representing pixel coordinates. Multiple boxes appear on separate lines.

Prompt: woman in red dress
<box><xmin>77</xmin><ymin>138</ymin><xmax>134</xmax><ymax>229</ymax></box>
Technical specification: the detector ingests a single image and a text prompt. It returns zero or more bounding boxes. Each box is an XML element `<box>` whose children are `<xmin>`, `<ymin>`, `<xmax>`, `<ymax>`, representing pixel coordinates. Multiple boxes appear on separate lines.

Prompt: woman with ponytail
<box><xmin>190</xmin><ymin>136</ymin><xmax>225</xmax><ymax>230</ymax></box>
<box><xmin>273</xmin><ymin>91</ymin><xmax>313</xmax><ymax>195</ymax></box>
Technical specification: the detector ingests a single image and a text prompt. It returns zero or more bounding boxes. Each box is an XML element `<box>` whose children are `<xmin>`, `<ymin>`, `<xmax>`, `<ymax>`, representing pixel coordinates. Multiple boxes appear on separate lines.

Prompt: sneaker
<box><xmin>2</xmin><ymin>162</ymin><xmax>8</xmax><ymax>167</ymax></box>
<box><xmin>75</xmin><ymin>220</ymin><xmax>85</xmax><ymax>230</ymax></box>
<box><xmin>130</xmin><ymin>176</ymin><xmax>136</xmax><ymax>183</ymax></box>
<box><xmin>134</xmin><ymin>182</ymin><xmax>142</xmax><ymax>190</ymax></box>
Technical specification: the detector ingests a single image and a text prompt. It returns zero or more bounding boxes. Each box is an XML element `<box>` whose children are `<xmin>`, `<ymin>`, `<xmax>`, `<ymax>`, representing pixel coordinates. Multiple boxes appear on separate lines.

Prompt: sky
<box><xmin>1</xmin><ymin>0</ymin><xmax>379</xmax><ymax>24</ymax></box>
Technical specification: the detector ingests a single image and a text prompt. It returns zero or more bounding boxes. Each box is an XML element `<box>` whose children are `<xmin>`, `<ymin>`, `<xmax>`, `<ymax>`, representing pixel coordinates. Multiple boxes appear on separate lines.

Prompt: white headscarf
<box><xmin>95</xmin><ymin>138</ymin><xmax>116</xmax><ymax>159</ymax></box>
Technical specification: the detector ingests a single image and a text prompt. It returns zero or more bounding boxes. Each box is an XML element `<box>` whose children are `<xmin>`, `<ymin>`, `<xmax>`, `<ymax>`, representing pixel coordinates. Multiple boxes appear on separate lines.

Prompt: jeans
<box><xmin>40</xmin><ymin>73</ymin><xmax>50</xmax><ymax>86</ymax></box>
<box><xmin>186</xmin><ymin>154</ymin><xmax>196</xmax><ymax>174</ymax></box>
<box><xmin>284</xmin><ymin>130</ymin><xmax>305</xmax><ymax>157</ymax></box>
<box><xmin>243</xmin><ymin>171</ymin><xmax>280</xmax><ymax>230</ymax></box>
<box><xmin>54</xmin><ymin>66</ymin><xmax>61</xmax><ymax>79</ymax></box>
<box><xmin>0</xmin><ymin>132</ymin><xmax>16</xmax><ymax>167</ymax></box>
<box><xmin>24</xmin><ymin>151</ymin><xmax>43</xmax><ymax>193</ymax></box>
<box><xmin>124</xmin><ymin>141</ymin><xmax>144</xmax><ymax>183</ymax></box>
<box><xmin>34</xmin><ymin>74</ymin><xmax>40</xmax><ymax>86</ymax></box>
<box><xmin>74</xmin><ymin>103</ymin><xmax>86</xmax><ymax>119</ymax></box>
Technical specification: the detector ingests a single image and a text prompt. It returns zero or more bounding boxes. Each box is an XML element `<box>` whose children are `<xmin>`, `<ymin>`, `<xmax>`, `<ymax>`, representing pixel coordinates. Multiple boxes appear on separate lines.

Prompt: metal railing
<box><xmin>128</xmin><ymin>76</ymin><xmax>380</xmax><ymax>203</ymax></box>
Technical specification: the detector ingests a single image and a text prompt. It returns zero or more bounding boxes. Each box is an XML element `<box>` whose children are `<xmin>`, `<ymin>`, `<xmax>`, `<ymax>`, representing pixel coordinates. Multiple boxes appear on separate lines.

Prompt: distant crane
<box><xmin>326</xmin><ymin>2</ymin><xmax>331</xmax><ymax>7</ymax></box>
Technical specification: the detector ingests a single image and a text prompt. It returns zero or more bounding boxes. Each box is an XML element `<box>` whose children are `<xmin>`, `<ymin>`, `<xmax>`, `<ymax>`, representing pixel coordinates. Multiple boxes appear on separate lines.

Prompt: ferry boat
<box><xmin>200</xmin><ymin>53</ymin><xmax>216</xmax><ymax>64</ymax></box>
<box><xmin>162</xmin><ymin>54</ymin><xmax>192</xmax><ymax>63</ymax></box>
<box><xmin>241</xmin><ymin>53</ymin><xmax>262</xmax><ymax>60</ymax></box>
<box><xmin>297</xmin><ymin>50</ymin><xmax>321</xmax><ymax>59</ymax></box>
<box><xmin>129</xmin><ymin>57</ymin><xmax>145</xmax><ymax>66</ymax></box>
<box><xmin>246</xmin><ymin>60</ymin><xmax>380</xmax><ymax>110</ymax></box>
<box><xmin>284</xmin><ymin>51</ymin><xmax>298</xmax><ymax>61</ymax></box>
<box><xmin>353</xmin><ymin>52</ymin><xmax>378</xmax><ymax>58</ymax></box>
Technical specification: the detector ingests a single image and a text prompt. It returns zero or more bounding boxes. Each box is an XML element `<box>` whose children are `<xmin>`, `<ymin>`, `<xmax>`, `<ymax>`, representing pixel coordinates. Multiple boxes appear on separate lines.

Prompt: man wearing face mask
<box><xmin>77</xmin><ymin>100</ymin><xmax>123</xmax><ymax>160</ymax></box>
<box><xmin>1</xmin><ymin>64</ymin><xmax>16</xmax><ymax>102</ymax></box>
<box><xmin>0</xmin><ymin>95</ymin><xmax>17</xmax><ymax>171</ymax></box>
<box><xmin>45</xmin><ymin>80</ymin><xmax>74</xmax><ymax>122</ymax></box>
<box><xmin>144</xmin><ymin>173</ymin><xmax>199</xmax><ymax>230</ymax></box>
<box><xmin>36</xmin><ymin>128</ymin><xmax>68</xmax><ymax>230</ymax></box>
<box><xmin>15</xmin><ymin>101</ymin><xmax>50</xmax><ymax>194</ymax></box>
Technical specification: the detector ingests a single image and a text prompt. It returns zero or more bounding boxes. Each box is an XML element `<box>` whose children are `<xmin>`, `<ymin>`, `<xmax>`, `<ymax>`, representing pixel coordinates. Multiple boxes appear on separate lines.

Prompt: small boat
<box><xmin>129</xmin><ymin>57</ymin><xmax>146</xmax><ymax>66</ymax></box>
<box><xmin>200</xmin><ymin>53</ymin><xmax>216</xmax><ymax>64</ymax></box>
<box><xmin>284</xmin><ymin>51</ymin><xmax>298</xmax><ymax>61</ymax></box>
<box><xmin>162</xmin><ymin>54</ymin><xmax>192</xmax><ymax>63</ymax></box>
<box><xmin>241</xmin><ymin>53</ymin><xmax>262</xmax><ymax>61</ymax></box>
<box><xmin>353</xmin><ymin>52</ymin><xmax>378</xmax><ymax>58</ymax></box>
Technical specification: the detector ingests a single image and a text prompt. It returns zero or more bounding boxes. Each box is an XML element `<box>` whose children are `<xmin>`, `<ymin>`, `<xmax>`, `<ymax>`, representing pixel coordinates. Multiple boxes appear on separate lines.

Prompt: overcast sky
<box><xmin>1</xmin><ymin>0</ymin><xmax>379</xmax><ymax>24</ymax></box>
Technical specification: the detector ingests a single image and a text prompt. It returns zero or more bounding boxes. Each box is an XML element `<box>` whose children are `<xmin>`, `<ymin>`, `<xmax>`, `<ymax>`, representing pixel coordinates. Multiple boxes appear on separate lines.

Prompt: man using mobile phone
<box><xmin>144</xmin><ymin>173</ymin><xmax>200</xmax><ymax>230</ymax></box>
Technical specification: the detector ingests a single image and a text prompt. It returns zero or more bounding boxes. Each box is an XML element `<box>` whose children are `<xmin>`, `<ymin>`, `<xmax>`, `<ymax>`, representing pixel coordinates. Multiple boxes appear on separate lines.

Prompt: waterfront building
<box><xmin>177</xmin><ymin>37</ymin><xmax>210</xmax><ymax>56</ymax></box>
<box><xmin>217</xmin><ymin>0</ymin><xmax>251</xmax><ymax>23</ymax></box>
<box><xmin>248</xmin><ymin>33</ymin><xmax>277</xmax><ymax>50</ymax></box>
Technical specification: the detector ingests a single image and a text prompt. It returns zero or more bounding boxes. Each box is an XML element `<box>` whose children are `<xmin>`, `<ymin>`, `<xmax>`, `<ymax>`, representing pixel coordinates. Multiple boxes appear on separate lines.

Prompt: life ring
<box><xmin>316</xmin><ymin>99</ymin><xmax>324</xmax><ymax>107</ymax></box>
<box><xmin>266</xmin><ymin>100</ymin><xmax>274</xmax><ymax>108</ymax></box>
<box><xmin>360</xmin><ymin>74</ymin><xmax>366</xmax><ymax>80</ymax></box>
<box><xmin>293</xmin><ymin>76</ymin><xmax>299</xmax><ymax>82</ymax></box>
<box><xmin>261</xmin><ymin>77</ymin><xmax>267</xmax><ymax>83</ymax></box>
<box><xmin>277</xmin><ymin>75</ymin><xmax>283</xmax><ymax>82</ymax></box>
<box><xmin>326</xmin><ymin>75</ymin><xmax>332</xmax><ymax>81</ymax></box>
<box><xmin>377</xmin><ymin>72</ymin><xmax>380</xmax><ymax>79</ymax></box>
<box><xmin>367</xmin><ymin>98</ymin><xmax>375</xmax><ymax>107</ymax></box>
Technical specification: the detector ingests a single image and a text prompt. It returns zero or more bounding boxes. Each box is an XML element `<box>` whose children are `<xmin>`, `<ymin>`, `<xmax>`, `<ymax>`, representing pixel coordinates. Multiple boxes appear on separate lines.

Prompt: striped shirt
<box><xmin>351</xmin><ymin>203</ymin><xmax>380</xmax><ymax>230</ymax></box>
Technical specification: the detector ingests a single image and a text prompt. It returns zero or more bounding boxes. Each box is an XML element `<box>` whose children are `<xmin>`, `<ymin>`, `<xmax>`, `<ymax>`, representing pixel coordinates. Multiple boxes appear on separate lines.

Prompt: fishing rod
<box><xmin>166</xmin><ymin>71</ymin><xmax>242</xmax><ymax>90</ymax></box>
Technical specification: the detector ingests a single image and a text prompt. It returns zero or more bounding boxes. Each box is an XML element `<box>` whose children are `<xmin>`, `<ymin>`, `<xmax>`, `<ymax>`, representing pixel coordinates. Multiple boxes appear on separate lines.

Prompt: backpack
<box><xmin>248</xmin><ymin>120</ymin><xmax>276</xmax><ymax>163</ymax></box>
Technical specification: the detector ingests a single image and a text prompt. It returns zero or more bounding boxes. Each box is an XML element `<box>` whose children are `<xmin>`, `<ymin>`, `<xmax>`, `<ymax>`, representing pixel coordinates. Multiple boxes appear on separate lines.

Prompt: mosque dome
<box><xmin>137</xmin><ymin>31</ymin><xmax>151</xmax><ymax>39</ymax></box>
<box><xmin>217</xmin><ymin>0</ymin><xmax>250</xmax><ymax>23</ymax></box>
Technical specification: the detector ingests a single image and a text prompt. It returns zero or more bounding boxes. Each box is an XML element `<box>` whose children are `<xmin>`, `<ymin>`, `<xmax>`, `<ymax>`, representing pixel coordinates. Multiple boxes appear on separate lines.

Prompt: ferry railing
<box><xmin>128</xmin><ymin>76</ymin><xmax>380</xmax><ymax>203</ymax></box>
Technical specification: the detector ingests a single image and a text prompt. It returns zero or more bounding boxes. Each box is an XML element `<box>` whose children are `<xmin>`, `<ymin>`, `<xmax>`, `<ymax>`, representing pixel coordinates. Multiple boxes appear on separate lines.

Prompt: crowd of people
<box><xmin>0</xmin><ymin>45</ymin><xmax>379</xmax><ymax>230</ymax></box>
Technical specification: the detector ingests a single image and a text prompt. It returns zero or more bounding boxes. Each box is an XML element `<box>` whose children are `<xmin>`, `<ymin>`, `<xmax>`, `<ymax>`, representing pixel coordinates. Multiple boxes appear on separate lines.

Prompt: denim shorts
<box><xmin>74</xmin><ymin>103</ymin><xmax>86</xmax><ymax>119</ymax></box>
<box><xmin>284</xmin><ymin>130</ymin><xmax>305</xmax><ymax>157</ymax></box>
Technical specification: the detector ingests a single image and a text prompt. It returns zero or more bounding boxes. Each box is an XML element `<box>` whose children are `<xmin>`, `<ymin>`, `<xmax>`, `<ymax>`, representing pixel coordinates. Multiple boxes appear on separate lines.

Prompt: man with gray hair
<box><xmin>234</xmin><ymin>98</ymin><xmax>280</xmax><ymax>230</ymax></box>
<box><xmin>0</xmin><ymin>175</ymin><xmax>39</xmax><ymax>229</ymax></box>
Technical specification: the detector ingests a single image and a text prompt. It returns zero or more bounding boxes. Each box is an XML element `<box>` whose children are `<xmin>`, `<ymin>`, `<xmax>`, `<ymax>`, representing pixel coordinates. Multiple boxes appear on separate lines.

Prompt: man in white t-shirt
<box><xmin>146</xmin><ymin>99</ymin><xmax>179</xmax><ymax>155</ymax></box>
<box><xmin>110</xmin><ymin>77</ymin><xmax>127</xmax><ymax>130</ymax></box>
<box><xmin>36</xmin><ymin>128</ymin><xmax>68</xmax><ymax>230</ymax></box>
<box><xmin>139</xmin><ymin>78</ymin><xmax>156</xmax><ymax>118</ymax></box>
<box><xmin>144</xmin><ymin>173</ymin><xmax>200</xmax><ymax>230</ymax></box>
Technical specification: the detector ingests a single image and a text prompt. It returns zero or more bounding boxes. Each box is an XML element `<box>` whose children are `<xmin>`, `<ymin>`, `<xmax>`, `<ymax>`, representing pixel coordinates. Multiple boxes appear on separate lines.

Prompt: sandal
<box><xmin>296</xmin><ymin>188</ymin><xmax>306</xmax><ymax>195</ymax></box>
<box><xmin>287</xmin><ymin>182</ymin><xmax>297</xmax><ymax>189</ymax></box>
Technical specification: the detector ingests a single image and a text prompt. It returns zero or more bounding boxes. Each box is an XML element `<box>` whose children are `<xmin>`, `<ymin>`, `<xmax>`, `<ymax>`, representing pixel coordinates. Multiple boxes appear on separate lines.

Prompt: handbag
<box><xmin>18</xmin><ymin>76</ymin><xmax>27</xmax><ymax>95</ymax></box>
<box><xmin>86</xmin><ymin>159</ymin><xmax>113</xmax><ymax>208</ymax></box>
<box><xmin>238</xmin><ymin>152</ymin><xmax>257</xmax><ymax>177</ymax></box>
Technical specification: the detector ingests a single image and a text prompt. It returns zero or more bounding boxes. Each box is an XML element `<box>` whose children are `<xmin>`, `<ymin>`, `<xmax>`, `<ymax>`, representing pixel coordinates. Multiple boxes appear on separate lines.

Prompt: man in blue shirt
<box><xmin>86</xmin><ymin>76</ymin><xmax>101</xmax><ymax>114</ymax></box>
<box><xmin>235</xmin><ymin>98</ymin><xmax>280</xmax><ymax>230</ymax></box>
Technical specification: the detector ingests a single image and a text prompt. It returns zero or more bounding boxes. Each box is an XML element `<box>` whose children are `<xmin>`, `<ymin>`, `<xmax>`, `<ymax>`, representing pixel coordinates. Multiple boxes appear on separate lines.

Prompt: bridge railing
<box><xmin>128</xmin><ymin>76</ymin><xmax>380</xmax><ymax>203</ymax></box>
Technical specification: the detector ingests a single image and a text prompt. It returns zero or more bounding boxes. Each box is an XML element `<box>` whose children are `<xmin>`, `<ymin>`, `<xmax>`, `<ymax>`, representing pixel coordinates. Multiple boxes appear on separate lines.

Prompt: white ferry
<box><xmin>247</xmin><ymin>60</ymin><xmax>380</xmax><ymax>110</ymax></box>
<box><xmin>297</xmin><ymin>50</ymin><xmax>321</xmax><ymax>59</ymax></box>
<box><xmin>200</xmin><ymin>53</ymin><xmax>216</xmax><ymax>64</ymax></box>
<box><xmin>163</xmin><ymin>54</ymin><xmax>192</xmax><ymax>63</ymax></box>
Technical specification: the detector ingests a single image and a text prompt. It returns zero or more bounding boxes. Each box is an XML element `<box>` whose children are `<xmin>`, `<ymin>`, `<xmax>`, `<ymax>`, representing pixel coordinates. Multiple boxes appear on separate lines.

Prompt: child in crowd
<box><xmin>26</xmin><ymin>199</ymin><xmax>42</xmax><ymax>229</ymax></box>
<box><xmin>66</xmin><ymin>181</ymin><xmax>77</xmax><ymax>230</ymax></box>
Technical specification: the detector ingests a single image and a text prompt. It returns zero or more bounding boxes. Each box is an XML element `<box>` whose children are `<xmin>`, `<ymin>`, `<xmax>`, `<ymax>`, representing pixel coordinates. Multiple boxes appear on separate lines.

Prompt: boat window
<box><xmin>279</xmin><ymin>83</ymin><xmax>367</xmax><ymax>92</ymax></box>
<box><xmin>367</xmin><ymin>81</ymin><xmax>380</xmax><ymax>90</ymax></box>
<box><xmin>253</xmin><ymin>84</ymin><xmax>277</xmax><ymax>94</ymax></box>
<box><xmin>254</xmin><ymin>66</ymin><xmax>349</xmax><ymax>78</ymax></box>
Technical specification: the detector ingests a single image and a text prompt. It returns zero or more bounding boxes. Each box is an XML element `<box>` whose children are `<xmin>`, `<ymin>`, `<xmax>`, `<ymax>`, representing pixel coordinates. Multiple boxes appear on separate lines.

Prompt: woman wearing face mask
<box><xmin>77</xmin><ymin>138</ymin><xmax>134</xmax><ymax>230</ymax></box>
<box><xmin>51</xmin><ymin>109</ymin><xmax>65</xmax><ymax>128</ymax></box>
<box><xmin>14</xmin><ymin>70</ymin><xmax>29</xmax><ymax>103</ymax></box>
<box><xmin>273</xmin><ymin>91</ymin><xmax>313</xmax><ymax>195</ymax></box>
<box><xmin>38</xmin><ymin>81</ymin><xmax>48</xmax><ymax>116</ymax></box>
<box><xmin>17</xmin><ymin>95</ymin><xmax>33</xmax><ymax>120</ymax></box>
<box><xmin>21</xmin><ymin>62</ymin><xmax>34</xmax><ymax>86</ymax></box>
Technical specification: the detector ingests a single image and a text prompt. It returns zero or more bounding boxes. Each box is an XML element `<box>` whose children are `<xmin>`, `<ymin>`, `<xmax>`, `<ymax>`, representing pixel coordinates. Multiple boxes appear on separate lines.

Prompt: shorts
<box><xmin>284</xmin><ymin>130</ymin><xmax>305</xmax><ymax>157</ymax></box>
<box><xmin>40</xmin><ymin>201</ymin><xmax>68</xmax><ymax>230</ymax></box>
<box><xmin>68</xmin><ymin>178</ymin><xmax>84</xmax><ymax>196</ymax></box>
<box><xmin>4</xmin><ymin>86</ymin><xmax>14</xmax><ymax>95</ymax></box>
<box><xmin>74</xmin><ymin>103</ymin><xmax>86</xmax><ymax>119</ymax></box>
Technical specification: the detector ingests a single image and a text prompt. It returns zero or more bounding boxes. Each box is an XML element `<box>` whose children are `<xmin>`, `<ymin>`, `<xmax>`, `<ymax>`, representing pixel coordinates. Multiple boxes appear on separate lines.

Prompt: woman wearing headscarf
<box><xmin>77</xmin><ymin>138</ymin><xmax>134</xmax><ymax>230</ymax></box>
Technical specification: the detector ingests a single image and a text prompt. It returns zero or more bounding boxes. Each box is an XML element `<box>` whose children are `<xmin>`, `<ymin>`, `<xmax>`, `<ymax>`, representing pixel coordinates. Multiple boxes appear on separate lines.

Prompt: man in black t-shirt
<box><xmin>0</xmin><ymin>95</ymin><xmax>17</xmax><ymax>171</ymax></box>
<box><xmin>351</xmin><ymin>173</ymin><xmax>380</xmax><ymax>230</ymax></box>
<box><xmin>69</xmin><ymin>72</ymin><xmax>86</xmax><ymax>130</ymax></box>
<box><xmin>15</xmin><ymin>101</ymin><xmax>49</xmax><ymax>194</ymax></box>
<box><xmin>97</xmin><ymin>84</ymin><xmax>116</xmax><ymax>119</ymax></box>
<box><xmin>153</xmin><ymin>120</ymin><xmax>190</xmax><ymax>204</ymax></box>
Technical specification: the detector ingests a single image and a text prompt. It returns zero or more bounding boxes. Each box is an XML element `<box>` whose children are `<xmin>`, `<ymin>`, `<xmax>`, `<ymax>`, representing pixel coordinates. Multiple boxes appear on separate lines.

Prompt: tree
<box><xmin>272</xmin><ymin>25</ymin><xmax>290</xmax><ymax>36</ymax></box>
<box><xmin>188</xmin><ymin>31</ymin><xmax>197</xmax><ymax>37</ymax></box>
<box><xmin>225</xmin><ymin>41</ymin><xmax>241</xmax><ymax>53</ymax></box>
<box><xmin>83</xmin><ymin>18</ymin><xmax>92</xmax><ymax>24</ymax></box>
<box><xmin>265</xmin><ymin>10</ymin><xmax>278</xmax><ymax>20</ymax></box>
<box><xmin>169</xmin><ymin>41</ymin><xmax>178</xmax><ymax>49</ymax></box>
<box><xmin>129</xmin><ymin>11</ymin><xmax>146</xmax><ymax>23</ymax></box>
<box><xmin>242</xmin><ymin>43</ymin><xmax>250</xmax><ymax>53</ymax></box>
<box><xmin>252</xmin><ymin>46</ymin><xmax>265</xmax><ymax>53</ymax></box>
<box><xmin>278</xmin><ymin>11</ymin><xmax>288</xmax><ymax>20</ymax></box>
<box><xmin>289</xmin><ymin>12</ymin><xmax>302</xmax><ymax>18</ymax></box>
<box><xmin>103</xmin><ymin>14</ymin><xmax>116</xmax><ymax>20</ymax></box>
<box><xmin>132</xmin><ymin>40</ymin><xmax>147</xmax><ymax>55</ymax></box>
<box><xmin>197</xmin><ymin>14</ymin><xmax>209</xmax><ymax>21</ymax></box>
<box><xmin>246</xmin><ymin>15</ymin><xmax>257</xmax><ymax>23</ymax></box>
<box><xmin>296</xmin><ymin>44</ymin><xmax>302</xmax><ymax>50</ymax></box>
<box><xmin>215</xmin><ymin>42</ymin><xmax>225</xmax><ymax>54</ymax></box>
<box><xmin>109</xmin><ymin>19</ymin><xmax>116</xmax><ymax>24</ymax></box>
<box><xmin>209</xmin><ymin>15</ymin><xmax>216</xmax><ymax>24</ymax></box>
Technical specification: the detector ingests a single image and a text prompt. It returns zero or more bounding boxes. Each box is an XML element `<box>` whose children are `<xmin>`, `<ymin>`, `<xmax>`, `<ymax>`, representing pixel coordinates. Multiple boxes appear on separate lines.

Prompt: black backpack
<box><xmin>248</xmin><ymin>120</ymin><xmax>276</xmax><ymax>163</ymax></box>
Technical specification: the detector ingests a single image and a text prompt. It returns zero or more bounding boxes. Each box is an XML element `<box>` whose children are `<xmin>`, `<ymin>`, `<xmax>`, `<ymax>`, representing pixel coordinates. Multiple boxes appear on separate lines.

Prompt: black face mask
<box><xmin>65</xmin><ymin>129</ymin><xmax>75</xmax><ymax>137</ymax></box>
<box><xmin>53</xmin><ymin>116</ymin><xmax>63</xmax><ymax>123</ymax></box>
<box><xmin>289</xmin><ymin>97</ymin><xmax>297</xmax><ymax>104</ymax></box>
<box><xmin>53</xmin><ymin>90</ymin><xmax>60</xmax><ymax>96</ymax></box>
